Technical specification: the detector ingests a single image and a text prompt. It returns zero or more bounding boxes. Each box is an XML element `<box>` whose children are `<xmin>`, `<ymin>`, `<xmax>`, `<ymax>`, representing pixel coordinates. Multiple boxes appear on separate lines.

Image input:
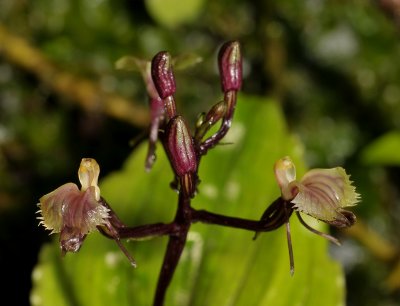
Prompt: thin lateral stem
<box><xmin>191</xmin><ymin>207</ymin><xmax>288</xmax><ymax>232</ymax></box>
<box><xmin>99</xmin><ymin>197</ymin><xmax>292</xmax><ymax>241</ymax></box>
<box><xmin>198</xmin><ymin>91</ymin><xmax>237</xmax><ymax>155</ymax></box>
<box><xmin>116</xmin><ymin>223</ymin><xmax>181</xmax><ymax>240</ymax></box>
<box><xmin>296</xmin><ymin>212</ymin><xmax>341</xmax><ymax>246</ymax></box>
<box><xmin>285</xmin><ymin>221</ymin><xmax>295</xmax><ymax>276</ymax></box>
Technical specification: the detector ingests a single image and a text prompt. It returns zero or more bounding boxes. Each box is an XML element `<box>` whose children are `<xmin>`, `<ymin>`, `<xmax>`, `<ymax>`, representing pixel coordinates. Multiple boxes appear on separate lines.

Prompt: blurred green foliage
<box><xmin>361</xmin><ymin>131</ymin><xmax>400</xmax><ymax>165</ymax></box>
<box><xmin>0</xmin><ymin>0</ymin><xmax>399</xmax><ymax>305</ymax></box>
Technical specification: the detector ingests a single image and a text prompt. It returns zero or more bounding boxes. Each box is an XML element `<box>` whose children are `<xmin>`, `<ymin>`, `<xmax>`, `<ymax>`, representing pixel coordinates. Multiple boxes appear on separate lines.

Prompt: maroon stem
<box><xmin>100</xmin><ymin>197</ymin><xmax>291</xmax><ymax>241</ymax></box>
<box><xmin>153</xmin><ymin>226</ymin><xmax>189</xmax><ymax>306</ymax></box>
<box><xmin>191</xmin><ymin>207</ymin><xmax>287</xmax><ymax>231</ymax></box>
<box><xmin>117</xmin><ymin>223</ymin><xmax>181</xmax><ymax>239</ymax></box>
<box><xmin>98</xmin><ymin>197</ymin><xmax>292</xmax><ymax>306</ymax></box>
<box><xmin>153</xmin><ymin>191</ymin><xmax>191</xmax><ymax>306</ymax></box>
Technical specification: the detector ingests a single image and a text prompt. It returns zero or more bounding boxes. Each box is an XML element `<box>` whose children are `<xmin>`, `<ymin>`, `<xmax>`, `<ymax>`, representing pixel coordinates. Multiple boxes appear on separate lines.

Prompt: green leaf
<box><xmin>31</xmin><ymin>95</ymin><xmax>345</xmax><ymax>306</ymax></box>
<box><xmin>145</xmin><ymin>0</ymin><xmax>205</xmax><ymax>28</ymax></box>
<box><xmin>361</xmin><ymin>130</ymin><xmax>400</xmax><ymax>165</ymax></box>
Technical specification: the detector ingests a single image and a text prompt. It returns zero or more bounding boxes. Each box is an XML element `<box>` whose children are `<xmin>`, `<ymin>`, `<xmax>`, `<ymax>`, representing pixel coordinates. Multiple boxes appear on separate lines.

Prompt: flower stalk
<box><xmin>37</xmin><ymin>41</ymin><xmax>359</xmax><ymax>306</ymax></box>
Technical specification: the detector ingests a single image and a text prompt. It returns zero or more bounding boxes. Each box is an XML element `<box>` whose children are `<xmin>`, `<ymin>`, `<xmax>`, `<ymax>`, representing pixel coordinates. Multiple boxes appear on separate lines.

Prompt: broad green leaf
<box><xmin>361</xmin><ymin>130</ymin><xmax>400</xmax><ymax>165</ymax></box>
<box><xmin>145</xmin><ymin>0</ymin><xmax>205</xmax><ymax>28</ymax></box>
<box><xmin>31</xmin><ymin>95</ymin><xmax>345</xmax><ymax>306</ymax></box>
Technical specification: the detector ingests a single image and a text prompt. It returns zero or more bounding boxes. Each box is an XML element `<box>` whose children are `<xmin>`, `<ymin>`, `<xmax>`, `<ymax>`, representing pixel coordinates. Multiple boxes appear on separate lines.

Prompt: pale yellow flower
<box><xmin>274</xmin><ymin>156</ymin><xmax>360</xmax><ymax>227</ymax></box>
<box><xmin>38</xmin><ymin>158</ymin><xmax>109</xmax><ymax>253</ymax></box>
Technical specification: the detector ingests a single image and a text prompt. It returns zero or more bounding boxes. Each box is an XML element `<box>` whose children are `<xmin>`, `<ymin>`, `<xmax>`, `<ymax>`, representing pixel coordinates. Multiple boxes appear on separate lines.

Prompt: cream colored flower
<box><xmin>274</xmin><ymin>156</ymin><xmax>360</xmax><ymax>227</ymax></box>
<box><xmin>38</xmin><ymin>158</ymin><xmax>109</xmax><ymax>253</ymax></box>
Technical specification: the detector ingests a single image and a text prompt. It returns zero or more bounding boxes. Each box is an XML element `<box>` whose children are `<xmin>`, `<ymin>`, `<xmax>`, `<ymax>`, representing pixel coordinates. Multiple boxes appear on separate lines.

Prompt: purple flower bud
<box><xmin>165</xmin><ymin>116</ymin><xmax>197</xmax><ymax>177</ymax></box>
<box><xmin>218</xmin><ymin>41</ymin><xmax>242</xmax><ymax>92</ymax></box>
<box><xmin>151</xmin><ymin>51</ymin><xmax>176</xmax><ymax>99</ymax></box>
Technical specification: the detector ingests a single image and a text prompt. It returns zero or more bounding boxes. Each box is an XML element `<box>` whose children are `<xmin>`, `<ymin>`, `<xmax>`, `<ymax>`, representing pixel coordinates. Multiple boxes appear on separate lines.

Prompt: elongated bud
<box><xmin>218</xmin><ymin>41</ymin><xmax>242</xmax><ymax>92</ymax></box>
<box><xmin>195</xmin><ymin>101</ymin><xmax>226</xmax><ymax>141</ymax></box>
<box><xmin>195</xmin><ymin>112</ymin><xmax>206</xmax><ymax>129</ymax></box>
<box><xmin>151</xmin><ymin>51</ymin><xmax>176</xmax><ymax>99</ymax></box>
<box><xmin>205</xmin><ymin>100</ymin><xmax>226</xmax><ymax>124</ymax></box>
<box><xmin>165</xmin><ymin>116</ymin><xmax>197</xmax><ymax>176</ymax></box>
<box><xmin>165</xmin><ymin>116</ymin><xmax>197</xmax><ymax>197</ymax></box>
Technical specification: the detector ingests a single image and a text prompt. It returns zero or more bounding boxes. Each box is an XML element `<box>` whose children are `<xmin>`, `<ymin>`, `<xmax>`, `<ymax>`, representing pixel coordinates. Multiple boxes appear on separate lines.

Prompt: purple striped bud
<box><xmin>151</xmin><ymin>51</ymin><xmax>176</xmax><ymax>99</ymax></box>
<box><xmin>166</xmin><ymin>116</ymin><xmax>197</xmax><ymax>176</ymax></box>
<box><xmin>165</xmin><ymin>116</ymin><xmax>197</xmax><ymax>197</ymax></box>
<box><xmin>218</xmin><ymin>41</ymin><xmax>242</xmax><ymax>92</ymax></box>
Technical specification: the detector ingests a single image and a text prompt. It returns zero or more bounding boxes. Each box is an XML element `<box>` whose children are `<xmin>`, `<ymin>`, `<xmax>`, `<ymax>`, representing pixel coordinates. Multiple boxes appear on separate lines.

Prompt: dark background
<box><xmin>0</xmin><ymin>0</ymin><xmax>400</xmax><ymax>305</ymax></box>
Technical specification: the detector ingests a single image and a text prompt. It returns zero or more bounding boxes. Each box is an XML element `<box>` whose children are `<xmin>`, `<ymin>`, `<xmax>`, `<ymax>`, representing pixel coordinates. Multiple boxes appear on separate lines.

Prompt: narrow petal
<box><xmin>274</xmin><ymin>157</ymin><xmax>298</xmax><ymax>201</ymax></box>
<box><xmin>78</xmin><ymin>158</ymin><xmax>101</xmax><ymax>200</ymax></box>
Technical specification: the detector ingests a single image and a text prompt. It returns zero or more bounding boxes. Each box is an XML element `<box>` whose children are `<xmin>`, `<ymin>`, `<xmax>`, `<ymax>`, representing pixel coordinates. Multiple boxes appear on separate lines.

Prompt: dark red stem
<box><xmin>153</xmin><ymin>192</ymin><xmax>191</xmax><ymax>306</ymax></box>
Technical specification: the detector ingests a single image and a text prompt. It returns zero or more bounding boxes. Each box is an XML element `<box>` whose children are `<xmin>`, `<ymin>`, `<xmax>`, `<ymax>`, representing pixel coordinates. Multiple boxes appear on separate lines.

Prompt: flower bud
<box><xmin>195</xmin><ymin>112</ymin><xmax>206</xmax><ymax>129</ymax></box>
<box><xmin>151</xmin><ymin>51</ymin><xmax>176</xmax><ymax>99</ymax></box>
<box><xmin>204</xmin><ymin>100</ymin><xmax>227</xmax><ymax>124</ymax></box>
<box><xmin>195</xmin><ymin>101</ymin><xmax>227</xmax><ymax>142</ymax></box>
<box><xmin>165</xmin><ymin>116</ymin><xmax>197</xmax><ymax>177</ymax></box>
<box><xmin>218</xmin><ymin>41</ymin><xmax>243</xmax><ymax>92</ymax></box>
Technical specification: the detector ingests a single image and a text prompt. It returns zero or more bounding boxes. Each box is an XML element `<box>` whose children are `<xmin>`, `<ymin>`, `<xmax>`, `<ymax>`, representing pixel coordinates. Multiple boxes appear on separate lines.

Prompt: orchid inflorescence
<box><xmin>37</xmin><ymin>41</ymin><xmax>360</xmax><ymax>306</ymax></box>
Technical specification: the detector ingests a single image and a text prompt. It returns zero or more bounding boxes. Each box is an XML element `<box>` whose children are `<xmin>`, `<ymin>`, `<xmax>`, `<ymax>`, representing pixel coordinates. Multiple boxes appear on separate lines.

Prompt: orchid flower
<box><xmin>38</xmin><ymin>158</ymin><xmax>136</xmax><ymax>266</ymax></box>
<box><xmin>273</xmin><ymin>156</ymin><xmax>360</xmax><ymax>274</ymax></box>
<box><xmin>274</xmin><ymin>156</ymin><xmax>359</xmax><ymax>227</ymax></box>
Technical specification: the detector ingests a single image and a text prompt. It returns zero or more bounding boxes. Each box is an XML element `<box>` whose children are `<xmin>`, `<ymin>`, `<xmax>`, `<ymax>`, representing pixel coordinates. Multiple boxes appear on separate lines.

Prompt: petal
<box><xmin>274</xmin><ymin>157</ymin><xmax>297</xmax><ymax>200</ymax></box>
<box><xmin>292</xmin><ymin>167</ymin><xmax>360</xmax><ymax>222</ymax></box>
<box><xmin>78</xmin><ymin>158</ymin><xmax>100</xmax><ymax>200</ymax></box>
<box><xmin>38</xmin><ymin>183</ymin><xmax>80</xmax><ymax>233</ymax></box>
<box><xmin>38</xmin><ymin>184</ymin><xmax>109</xmax><ymax>236</ymax></box>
